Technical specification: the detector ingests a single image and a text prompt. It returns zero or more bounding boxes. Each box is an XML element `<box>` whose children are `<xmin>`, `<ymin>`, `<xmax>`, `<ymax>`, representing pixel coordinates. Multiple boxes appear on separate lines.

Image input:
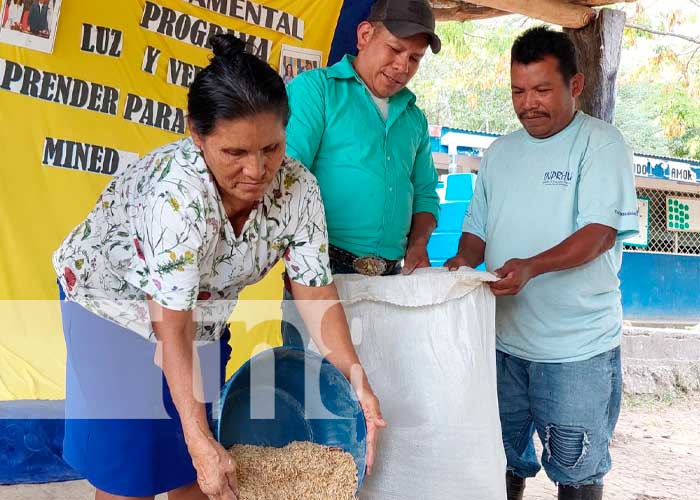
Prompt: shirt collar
<box><xmin>327</xmin><ymin>55</ymin><xmax>416</xmax><ymax>107</ymax></box>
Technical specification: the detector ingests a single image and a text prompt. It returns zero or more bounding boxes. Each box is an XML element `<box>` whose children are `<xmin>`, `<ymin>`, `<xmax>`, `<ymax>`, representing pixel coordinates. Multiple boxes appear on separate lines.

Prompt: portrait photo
<box><xmin>0</xmin><ymin>0</ymin><xmax>63</xmax><ymax>54</ymax></box>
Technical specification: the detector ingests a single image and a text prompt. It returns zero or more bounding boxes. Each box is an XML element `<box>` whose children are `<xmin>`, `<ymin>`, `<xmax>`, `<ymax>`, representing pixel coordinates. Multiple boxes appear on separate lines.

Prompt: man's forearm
<box><xmin>407</xmin><ymin>212</ymin><xmax>436</xmax><ymax>248</ymax></box>
<box><xmin>457</xmin><ymin>232</ymin><xmax>486</xmax><ymax>268</ymax></box>
<box><xmin>529</xmin><ymin>223</ymin><xmax>617</xmax><ymax>277</ymax></box>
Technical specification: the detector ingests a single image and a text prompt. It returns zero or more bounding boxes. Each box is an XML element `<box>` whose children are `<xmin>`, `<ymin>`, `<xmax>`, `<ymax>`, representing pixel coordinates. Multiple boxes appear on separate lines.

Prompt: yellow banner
<box><xmin>0</xmin><ymin>0</ymin><xmax>343</xmax><ymax>400</ymax></box>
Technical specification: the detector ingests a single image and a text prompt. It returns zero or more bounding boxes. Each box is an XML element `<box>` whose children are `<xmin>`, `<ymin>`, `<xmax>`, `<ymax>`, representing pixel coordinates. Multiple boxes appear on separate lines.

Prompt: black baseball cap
<box><xmin>367</xmin><ymin>0</ymin><xmax>442</xmax><ymax>54</ymax></box>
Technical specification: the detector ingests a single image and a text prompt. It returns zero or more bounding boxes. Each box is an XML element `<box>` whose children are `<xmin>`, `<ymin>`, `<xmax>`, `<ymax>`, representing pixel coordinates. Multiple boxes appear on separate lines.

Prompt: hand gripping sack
<box><xmin>331</xmin><ymin>268</ymin><xmax>507</xmax><ymax>500</ymax></box>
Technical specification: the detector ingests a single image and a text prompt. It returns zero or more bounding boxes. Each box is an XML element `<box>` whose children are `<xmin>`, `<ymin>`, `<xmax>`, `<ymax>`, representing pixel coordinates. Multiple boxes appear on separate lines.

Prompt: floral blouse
<box><xmin>53</xmin><ymin>137</ymin><xmax>332</xmax><ymax>341</ymax></box>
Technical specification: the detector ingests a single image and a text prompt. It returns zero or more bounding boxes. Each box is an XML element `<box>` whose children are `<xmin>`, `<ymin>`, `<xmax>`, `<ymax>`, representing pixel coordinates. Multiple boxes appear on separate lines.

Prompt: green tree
<box><xmin>412</xmin><ymin>19</ymin><xmax>526</xmax><ymax>134</ymax></box>
<box><xmin>412</xmin><ymin>1</ymin><xmax>700</xmax><ymax>159</ymax></box>
<box><xmin>620</xmin><ymin>0</ymin><xmax>700</xmax><ymax>158</ymax></box>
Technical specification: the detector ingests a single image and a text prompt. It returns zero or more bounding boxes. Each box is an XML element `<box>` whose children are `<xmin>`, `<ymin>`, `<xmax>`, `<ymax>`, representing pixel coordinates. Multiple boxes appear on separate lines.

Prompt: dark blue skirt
<box><xmin>60</xmin><ymin>300</ymin><xmax>231</xmax><ymax>497</ymax></box>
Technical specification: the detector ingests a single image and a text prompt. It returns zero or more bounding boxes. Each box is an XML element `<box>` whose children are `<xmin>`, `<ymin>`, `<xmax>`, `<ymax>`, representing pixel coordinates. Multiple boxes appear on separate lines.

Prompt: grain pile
<box><xmin>229</xmin><ymin>441</ymin><xmax>358</xmax><ymax>500</ymax></box>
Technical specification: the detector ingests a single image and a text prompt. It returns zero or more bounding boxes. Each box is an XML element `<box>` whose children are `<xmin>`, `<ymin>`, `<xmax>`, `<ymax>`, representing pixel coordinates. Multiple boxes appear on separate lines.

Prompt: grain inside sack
<box><xmin>228</xmin><ymin>441</ymin><xmax>358</xmax><ymax>500</ymax></box>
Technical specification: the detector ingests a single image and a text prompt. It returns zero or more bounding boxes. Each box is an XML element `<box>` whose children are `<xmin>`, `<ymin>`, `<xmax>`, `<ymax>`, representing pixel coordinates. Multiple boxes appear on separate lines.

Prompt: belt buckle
<box><xmin>352</xmin><ymin>256</ymin><xmax>387</xmax><ymax>276</ymax></box>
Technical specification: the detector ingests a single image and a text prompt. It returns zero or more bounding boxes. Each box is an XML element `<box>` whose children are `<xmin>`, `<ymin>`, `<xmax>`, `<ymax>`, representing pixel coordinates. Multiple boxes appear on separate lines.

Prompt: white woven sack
<box><xmin>332</xmin><ymin>267</ymin><xmax>507</xmax><ymax>500</ymax></box>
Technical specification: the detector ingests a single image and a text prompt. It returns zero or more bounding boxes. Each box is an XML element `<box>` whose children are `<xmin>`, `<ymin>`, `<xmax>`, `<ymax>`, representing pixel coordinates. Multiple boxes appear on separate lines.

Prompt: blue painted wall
<box><xmin>620</xmin><ymin>252</ymin><xmax>700</xmax><ymax>323</ymax></box>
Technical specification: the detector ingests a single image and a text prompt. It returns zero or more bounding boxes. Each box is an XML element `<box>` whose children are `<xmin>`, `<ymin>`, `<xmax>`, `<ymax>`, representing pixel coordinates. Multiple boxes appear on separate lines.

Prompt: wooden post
<box><xmin>565</xmin><ymin>8</ymin><xmax>626</xmax><ymax>124</ymax></box>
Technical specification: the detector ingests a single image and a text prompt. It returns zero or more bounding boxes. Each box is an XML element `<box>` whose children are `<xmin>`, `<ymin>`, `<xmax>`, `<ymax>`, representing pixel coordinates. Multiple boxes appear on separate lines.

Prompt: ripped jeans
<box><xmin>496</xmin><ymin>347</ymin><xmax>622</xmax><ymax>486</ymax></box>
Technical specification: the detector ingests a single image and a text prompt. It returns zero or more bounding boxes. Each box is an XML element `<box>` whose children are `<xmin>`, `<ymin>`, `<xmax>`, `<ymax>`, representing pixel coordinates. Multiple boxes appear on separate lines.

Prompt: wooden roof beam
<box><xmin>468</xmin><ymin>0</ymin><xmax>596</xmax><ymax>28</ymax></box>
<box><xmin>572</xmin><ymin>0</ymin><xmax>635</xmax><ymax>6</ymax></box>
<box><xmin>430</xmin><ymin>1</ymin><xmax>637</xmax><ymax>26</ymax></box>
<box><xmin>432</xmin><ymin>3</ymin><xmax>510</xmax><ymax>22</ymax></box>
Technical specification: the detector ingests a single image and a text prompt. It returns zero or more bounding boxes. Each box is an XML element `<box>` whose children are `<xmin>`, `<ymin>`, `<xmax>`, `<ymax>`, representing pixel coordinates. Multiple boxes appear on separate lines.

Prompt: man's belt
<box><xmin>329</xmin><ymin>245</ymin><xmax>400</xmax><ymax>277</ymax></box>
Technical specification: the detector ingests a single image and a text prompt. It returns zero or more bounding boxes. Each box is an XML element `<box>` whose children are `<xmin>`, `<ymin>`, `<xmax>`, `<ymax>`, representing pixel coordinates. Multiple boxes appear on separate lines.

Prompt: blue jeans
<box><xmin>497</xmin><ymin>346</ymin><xmax>622</xmax><ymax>487</ymax></box>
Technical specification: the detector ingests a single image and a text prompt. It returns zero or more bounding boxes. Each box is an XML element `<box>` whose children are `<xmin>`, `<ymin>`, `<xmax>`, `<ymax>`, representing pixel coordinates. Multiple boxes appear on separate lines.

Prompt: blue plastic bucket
<box><xmin>214</xmin><ymin>347</ymin><xmax>367</xmax><ymax>488</ymax></box>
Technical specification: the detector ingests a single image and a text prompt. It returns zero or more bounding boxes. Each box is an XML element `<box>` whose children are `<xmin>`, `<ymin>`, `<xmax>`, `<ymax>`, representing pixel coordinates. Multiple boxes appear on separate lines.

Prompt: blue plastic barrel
<box><xmin>445</xmin><ymin>173</ymin><xmax>475</xmax><ymax>201</ymax></box>
<box><xmin>427</xmin><ymin>232</ymin><xmax>462</xmax><ymax>260</ymax></box>
<box><xmin>215</xmin><ymin>347</ymin><xmax>367</xmax><ymax>488</ymax></box>
<box><xmin>436</xmin><ymin>201</ymin><xmax>469</xmax><ymax>233</ymax></box>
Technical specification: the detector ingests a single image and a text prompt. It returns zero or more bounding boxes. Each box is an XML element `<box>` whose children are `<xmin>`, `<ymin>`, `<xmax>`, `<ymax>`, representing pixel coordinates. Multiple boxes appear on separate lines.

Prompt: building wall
<box><xmin>620</xmin><ymin>252</ymin><xmax>700</xmax><ymax>324</ymax></box>
<box><xmin>431</xmin><ymin>146</ymin><xmax>700</xmax><ymax>324</ymax></box>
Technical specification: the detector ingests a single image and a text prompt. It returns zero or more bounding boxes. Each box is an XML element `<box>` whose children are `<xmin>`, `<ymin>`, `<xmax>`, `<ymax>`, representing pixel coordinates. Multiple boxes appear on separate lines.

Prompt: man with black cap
<box><xmin>281</xmin><ymin>0</ymin><xmax>442</xmax><ymax>347</ymax></box>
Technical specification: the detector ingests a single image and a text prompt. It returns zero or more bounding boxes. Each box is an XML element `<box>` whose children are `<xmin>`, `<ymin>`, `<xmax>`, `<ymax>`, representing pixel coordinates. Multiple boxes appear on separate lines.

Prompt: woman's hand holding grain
<box><xmin>191</xmin><ymin>436</ymin><xmax>240</xmax><ymax>500</ymax></box>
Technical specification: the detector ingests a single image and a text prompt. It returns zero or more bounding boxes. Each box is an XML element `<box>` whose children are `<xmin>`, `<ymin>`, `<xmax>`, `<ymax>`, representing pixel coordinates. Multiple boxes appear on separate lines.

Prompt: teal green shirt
<box><xmin>285</xmin><ymin>55</ymin><xmax>439</xmax><ymax>260</ymax></box>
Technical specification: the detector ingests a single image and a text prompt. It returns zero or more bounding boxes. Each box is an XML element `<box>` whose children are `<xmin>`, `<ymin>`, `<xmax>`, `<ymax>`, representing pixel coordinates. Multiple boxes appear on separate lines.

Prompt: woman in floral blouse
<box><xmin>53</xmin><ymin>35</ymin><xmax>385</xmax><ymax>500</ymax></box>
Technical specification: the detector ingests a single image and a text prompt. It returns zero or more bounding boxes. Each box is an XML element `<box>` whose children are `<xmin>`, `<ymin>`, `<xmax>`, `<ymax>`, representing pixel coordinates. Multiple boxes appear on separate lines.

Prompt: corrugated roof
<box><xmin>432</xmin><ymin>127</ymin><xmax>700</xmax><ymax>165</ymax></box>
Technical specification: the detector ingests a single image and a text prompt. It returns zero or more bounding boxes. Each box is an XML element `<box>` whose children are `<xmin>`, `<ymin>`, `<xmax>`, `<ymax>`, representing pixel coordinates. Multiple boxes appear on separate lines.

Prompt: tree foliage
<box><xmin>621</xmin><ymin>1</ymin><xmax>700</xmax><ymax>158</ymax></box>
<box><xmin>411</xmin><ymin>19</ymin><xmax>525</xmax><ymax>134</ymax></box>
<box><xmin>412</xmin><ymin>1</ymin><xmax>700</xmax><ymax>159</ymax></box>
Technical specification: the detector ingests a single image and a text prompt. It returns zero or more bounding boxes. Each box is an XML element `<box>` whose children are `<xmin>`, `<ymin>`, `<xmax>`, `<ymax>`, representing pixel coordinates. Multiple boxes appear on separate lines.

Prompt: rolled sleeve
<box><xmin>576</xmin><ymin>140</ymin><xmax>639</xmax><ymax>241</ymax></box>
<box><xmin>284</xmin><ymin>174</ymin><xmax>333</xmax><ymax>288</ymax></box>
<box><xmin>285</xmin><ymin>72</ymin><xmax>326</xmax><ymax>169</ymax></box>
<box><xmin>411</xmin><ymin>118</ymin><xmax>440</xmax><ymax>223</ymax></box>
<box><xmin>462</xmin><ymin>154</ymin><xmax>488</xmax><ymax>242</ymax></box>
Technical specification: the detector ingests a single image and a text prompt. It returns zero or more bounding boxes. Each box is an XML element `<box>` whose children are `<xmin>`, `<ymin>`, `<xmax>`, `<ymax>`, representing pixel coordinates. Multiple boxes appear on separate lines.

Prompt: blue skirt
<box><xmin>60</xmin><ymin>300</ymin><xmax>231</xmax><ymax>497</ymax></box>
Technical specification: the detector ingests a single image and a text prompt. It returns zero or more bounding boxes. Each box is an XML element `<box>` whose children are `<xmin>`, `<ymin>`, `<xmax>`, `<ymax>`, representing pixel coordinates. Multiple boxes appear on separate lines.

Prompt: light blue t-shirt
<box><xmin>463</xmin><ymin>112</ymin><xmax>639</xmax><ymax>363</ymax></box>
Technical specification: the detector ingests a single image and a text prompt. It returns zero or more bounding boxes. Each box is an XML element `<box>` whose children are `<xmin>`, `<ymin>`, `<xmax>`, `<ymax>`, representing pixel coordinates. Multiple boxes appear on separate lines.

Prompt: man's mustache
<box><xmin>519</xmin><ymin>112</ymin><xmax>550</xmax><ymax>119</ymax></box>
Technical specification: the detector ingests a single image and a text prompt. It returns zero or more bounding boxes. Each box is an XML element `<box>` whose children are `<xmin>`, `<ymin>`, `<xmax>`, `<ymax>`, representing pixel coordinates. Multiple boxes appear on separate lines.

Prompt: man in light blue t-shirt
<box><xmin>446</xmin><ymin>27</ymin><xmax>638</xmax><ymax>500</ymax></box>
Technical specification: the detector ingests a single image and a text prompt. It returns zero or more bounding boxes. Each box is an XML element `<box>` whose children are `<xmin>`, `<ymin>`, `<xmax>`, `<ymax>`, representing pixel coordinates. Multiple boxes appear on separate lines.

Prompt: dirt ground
<box><xmin>527</xmin><ymin>393</ymin><xmax>700</xmax><ymax>500</ymax></box>
<box><xmin>1</xmin><ymin>394</ymin><xmax>698</xmax><ymax>500</ymax></box>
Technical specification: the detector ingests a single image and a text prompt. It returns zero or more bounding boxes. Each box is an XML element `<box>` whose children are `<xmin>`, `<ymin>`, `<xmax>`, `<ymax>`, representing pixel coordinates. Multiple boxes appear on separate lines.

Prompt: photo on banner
<box><xmin>0</xmin><ymin>0</ymin><xmax>62</xmax><ymax>53</ymax></box>
<box><xmin>279</xmin><ymin>44</ymin><xmax>322</xmax><ymax>84</ymax></box>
